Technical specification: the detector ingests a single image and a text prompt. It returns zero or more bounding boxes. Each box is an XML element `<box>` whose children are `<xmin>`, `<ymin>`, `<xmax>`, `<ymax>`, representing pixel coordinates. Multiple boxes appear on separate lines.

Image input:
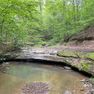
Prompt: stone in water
<box><xmin>22</xmin><ymin>82</ymin><xmax>50</xmax><ymax>94</ymax></box>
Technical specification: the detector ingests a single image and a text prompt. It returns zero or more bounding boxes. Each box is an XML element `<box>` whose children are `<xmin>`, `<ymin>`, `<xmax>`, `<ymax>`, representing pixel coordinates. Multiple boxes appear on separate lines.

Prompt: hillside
<box><xmin>66</xmin><ymin>25</ymin><xmax>94</xmax><ymax>49</ymax></box>
<box><xmin>70</xmin><ymin>25</ymin><xmax>94</xmax><ymax>41</ymax></box>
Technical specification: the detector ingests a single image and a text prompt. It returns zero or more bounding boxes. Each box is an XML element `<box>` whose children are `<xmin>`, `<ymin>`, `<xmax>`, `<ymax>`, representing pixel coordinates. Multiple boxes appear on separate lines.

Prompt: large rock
<box><xmin>57</xmin><ymin>50</ymin><xmax>94</xmax><ymax>60</ymax></box>
<box><xmin>57</xmin><ymin>50</ymin><xmax>94</xmax><ymax>75</ymax></box>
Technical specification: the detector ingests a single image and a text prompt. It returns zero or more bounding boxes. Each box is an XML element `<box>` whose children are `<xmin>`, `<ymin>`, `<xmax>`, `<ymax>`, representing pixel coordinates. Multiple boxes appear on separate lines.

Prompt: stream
<box><xmin>0</xmin><ymin>62</ymin><xmax>87</xmax><ymax>94</ymax></box>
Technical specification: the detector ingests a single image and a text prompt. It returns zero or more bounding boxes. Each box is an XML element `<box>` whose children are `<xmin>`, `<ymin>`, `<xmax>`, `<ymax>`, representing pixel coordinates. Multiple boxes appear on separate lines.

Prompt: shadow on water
<box><xmin>3</xmin><ymin>58</ymin><xmax>93</xmax><ymax>77</ymax></box>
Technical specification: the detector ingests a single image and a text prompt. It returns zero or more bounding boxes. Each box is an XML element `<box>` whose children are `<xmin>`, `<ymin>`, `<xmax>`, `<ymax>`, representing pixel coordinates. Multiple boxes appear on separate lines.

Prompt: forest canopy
<box><xmin>0</xmin><ymin>0</ymin><xmax>94</xmax><ymax>47</ymax></box>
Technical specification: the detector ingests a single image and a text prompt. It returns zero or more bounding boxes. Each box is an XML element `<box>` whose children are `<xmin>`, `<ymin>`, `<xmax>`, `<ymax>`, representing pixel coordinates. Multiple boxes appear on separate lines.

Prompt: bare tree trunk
<box><xmin>0</xmin><ymin>18</ymin><xmax>4</xmax><ymax>43</ymax></box>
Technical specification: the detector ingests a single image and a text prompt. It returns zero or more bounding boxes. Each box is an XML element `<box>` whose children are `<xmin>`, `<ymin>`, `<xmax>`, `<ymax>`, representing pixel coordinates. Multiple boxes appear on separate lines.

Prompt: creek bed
<box><xmin>0</xmin><ymin>62</ymin><xmax>86</xmax><ymax>94</ymax></box>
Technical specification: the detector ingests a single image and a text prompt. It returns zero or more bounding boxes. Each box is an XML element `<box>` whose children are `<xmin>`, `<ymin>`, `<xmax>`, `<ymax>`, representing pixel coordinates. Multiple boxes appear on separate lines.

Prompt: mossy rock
<box><xmin>70</xmin><ymin>59</ymin><xmax>94</xmax><ymax>73</ymax></box>
<box><xmin>57</xmin><ymin>50</ymin><xmax>80</xmax><ymax>57</ymax></box>
<box><xmin>57</xmin><ymin>50</ymin><xmax>94</xmax><ymax>75</ymax></box>
<box><xmin>85</xmin><ymin>52</ymin><xmax>94</xmax><ymax>60</ymax></box>
<box><xmin>70</xmin><ymin>59</ymin><xmax>91</xmax><ymax>71</ymax></box>
<box><xmin>80</xmin><ymin>62</ymin><xmax>91</xmax><ymax>71</ymax></box>
<box><xmin>57</xmin><ymin>50</ymin><xmax>94</xmax><ymax>60</ymax></box>
<box><xmin>80</xmin><ymin>52</ymin><xmax>94</xmax><ymax>60</ymax></box>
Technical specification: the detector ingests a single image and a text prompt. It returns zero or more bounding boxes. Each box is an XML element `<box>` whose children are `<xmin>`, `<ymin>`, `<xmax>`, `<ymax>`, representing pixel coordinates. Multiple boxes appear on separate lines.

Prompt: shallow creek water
<box><xmin>0</xmin><ymin>62</ymin><xmax>86</xmax><ymax>94</ymax></box>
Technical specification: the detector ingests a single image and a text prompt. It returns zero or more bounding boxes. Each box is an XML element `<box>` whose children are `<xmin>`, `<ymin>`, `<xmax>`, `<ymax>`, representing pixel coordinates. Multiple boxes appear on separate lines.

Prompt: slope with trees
<box><xmin>0</xmin><ymin>0</ymin><xmax>94</xmax><ymax>49</ymax></box>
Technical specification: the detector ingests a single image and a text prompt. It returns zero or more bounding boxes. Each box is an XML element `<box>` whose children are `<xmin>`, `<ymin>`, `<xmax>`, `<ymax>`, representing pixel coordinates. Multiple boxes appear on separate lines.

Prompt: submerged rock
<box><xmin>22</xmin><ymin>82</ymin><xmax>50</xmax><ymax>94</ymax></box>
<box><xmin>64</xmin><ymin>90</ymin><xmax>72</xmax><ymax>94</ymax></box>
<box><xmin>64</xmin><ymin>66</ymin><xmax>71</xmax><ymax>70</ymax></box>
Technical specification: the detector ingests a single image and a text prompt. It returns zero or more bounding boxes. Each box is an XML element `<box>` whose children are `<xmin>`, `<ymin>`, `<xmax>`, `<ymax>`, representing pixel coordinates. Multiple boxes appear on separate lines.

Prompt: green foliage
<box><xmin>0</xmin><ymin>0</ymin><xmax>94</xmax><ymax>47</ymax></box>
<box><xmin>87</xmin><ymin>52</ymin><xmax>94</xmax><ymax>60</ymax></box>
<box><xmin>39</xmin><ymin>0</ymin><xmax>94</xmax><ymax>44</ymax></box>
<box><xmin>0</xmin><ymin>0</ymin><xmax>39</xmax><ymax>47</ymax></box>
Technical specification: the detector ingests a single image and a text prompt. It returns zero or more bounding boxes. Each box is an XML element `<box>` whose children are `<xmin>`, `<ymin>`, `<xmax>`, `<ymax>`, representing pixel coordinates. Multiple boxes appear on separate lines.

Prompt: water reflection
<box><xmin>0</xmin><ymin>62</ymin><xmax>85</xmax><ymax>94</ymax></box>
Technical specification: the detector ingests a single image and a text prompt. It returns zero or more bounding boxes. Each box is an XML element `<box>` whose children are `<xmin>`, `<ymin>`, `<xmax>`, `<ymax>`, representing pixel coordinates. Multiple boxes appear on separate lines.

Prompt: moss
<box><xmin>57</xmin><ymin>50</ymin><xmax>94</xmax><ymax>60</ymax></box>
<box><xmin>57</xmin><ymin>50</ymin><xmax>79</xmax><ymax>57</ymax></box>
<box><xmin>80</xmin><ymin>62</ymin><xmax>91</xmax><ymax>71</ymax></box>
<box><xmin>57</xmin><ymin>50</ymin><xmax>94</xmax><ymax>75</ymax></box>
<box><xmin>89</xmin><ymin>78</ymin><xmax>94</xmax><ymax>84</ymax></box>
<box><xmin>86</xmin><ymin>52</ymin><xmax>94</xmax><ymax>60</ymax></box>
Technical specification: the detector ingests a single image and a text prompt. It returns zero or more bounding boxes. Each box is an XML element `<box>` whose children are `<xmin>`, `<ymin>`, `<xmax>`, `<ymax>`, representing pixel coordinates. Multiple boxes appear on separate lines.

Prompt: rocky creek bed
<box><xmin>0</xmin><ymin>46</ymin><xmax>94</xmax><ymax>94</ymax></box>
